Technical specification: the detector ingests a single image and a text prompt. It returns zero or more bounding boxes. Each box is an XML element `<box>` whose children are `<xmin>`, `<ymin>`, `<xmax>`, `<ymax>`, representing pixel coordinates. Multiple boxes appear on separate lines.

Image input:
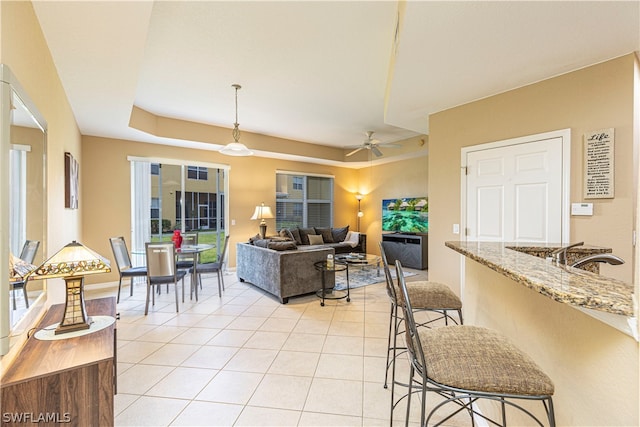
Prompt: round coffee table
<box><xmin>314</xmin><ymin>260</ymin><xmax>350</xmax><ymax>306</ymax></box>
<box><xmin>335</xmin><ymin>253</ymin><xmax>382</xmax><ymax>278</ymax></box>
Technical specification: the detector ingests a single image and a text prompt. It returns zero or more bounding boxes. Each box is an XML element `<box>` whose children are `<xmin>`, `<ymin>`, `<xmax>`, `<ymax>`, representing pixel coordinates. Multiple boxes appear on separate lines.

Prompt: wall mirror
<box><xmin>1</xmin><ymin>65</ymin><xmax>47</xmax><ymax>355</ymax></box>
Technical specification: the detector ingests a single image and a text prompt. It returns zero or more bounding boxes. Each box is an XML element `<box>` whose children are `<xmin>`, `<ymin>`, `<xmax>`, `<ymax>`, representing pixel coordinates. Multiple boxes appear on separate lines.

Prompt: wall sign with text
<box><xmin>584</xmin><ymin>128</ymin><xmax>614</xmax><ymax>199</ymax></box>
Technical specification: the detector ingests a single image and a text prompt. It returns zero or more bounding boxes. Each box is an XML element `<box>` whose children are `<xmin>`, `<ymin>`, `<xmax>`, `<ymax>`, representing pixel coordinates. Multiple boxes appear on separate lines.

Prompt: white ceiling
<box><xmin>32</xmin><ymin>1</ymin><xmax>639</xmax><ymax>161</ymax></box>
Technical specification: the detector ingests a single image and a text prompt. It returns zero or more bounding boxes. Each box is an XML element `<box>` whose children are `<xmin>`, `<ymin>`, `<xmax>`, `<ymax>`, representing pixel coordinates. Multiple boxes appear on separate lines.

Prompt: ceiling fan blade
<box><xmin>346</xmin><ymin>146</ymin><xmax>364</xmax><ymax>157</ymax></box>
<box><xmin>371</xmin><ymin>145</ymin><xmax>383</xmax><ymax>157</ymax></box>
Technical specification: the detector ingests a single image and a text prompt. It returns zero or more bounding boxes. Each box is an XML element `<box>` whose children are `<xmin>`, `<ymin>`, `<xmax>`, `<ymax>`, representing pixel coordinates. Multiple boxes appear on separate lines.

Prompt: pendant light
<box><xmin>219</xmin><ymin>84</ymin><xmax>254</xmax><ymax>156</ymax></box>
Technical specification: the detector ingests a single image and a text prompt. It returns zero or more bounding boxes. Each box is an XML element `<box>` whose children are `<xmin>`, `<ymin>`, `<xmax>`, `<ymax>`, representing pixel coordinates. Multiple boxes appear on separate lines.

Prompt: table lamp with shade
<box><xmin>28</xmin><ymin>241</ymin><xmax>111</xmax><ymax>335</ymax></box>
<box><xmin>251</xmin><ymin>202</ymin><xmax>274</xmax><ymax>239</ymax></box>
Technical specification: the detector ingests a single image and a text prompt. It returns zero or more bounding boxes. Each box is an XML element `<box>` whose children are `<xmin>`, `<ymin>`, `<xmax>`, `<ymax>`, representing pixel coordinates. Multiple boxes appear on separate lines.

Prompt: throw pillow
<box><xmin>298</xmin><ymin>227</ymin><xmax>316</xmax><ymax>245</ymax></box>
<box><xmin>253</xmin><ymin>239</ymin><xmax>270</xmax><ymax>248</ymax></box>
<box><xmin>307</xmin><ymin>234</ymin><xmax>324</xmax><ymax>245</ymax></box>
<box><xmin>279</xmin><ymin>228</ymin><xmax>295</xmax><ymax>241</ymax></box>
<box><xmin>314</xmin><ymin>227</ymin><xmax>334</xmax><ymax>243</ymax></box>
<box><xmin>268</xmin><ymin>241</ymin><xmax>298</xmax><ymax>251</ymax></box>
<box><xmin>248</xmin><ymin>233</ymin><xmax>262</xmax><ymax>244</ymax></box>
<box><xmin>331</xmin><ymin>225</ymin><xmax>350</xmax><ymax>242</ymax></box>
<box><xmin>289</xmin><ymin>228</ymin><xmax>302</xmax><ymax>245</ymax></box>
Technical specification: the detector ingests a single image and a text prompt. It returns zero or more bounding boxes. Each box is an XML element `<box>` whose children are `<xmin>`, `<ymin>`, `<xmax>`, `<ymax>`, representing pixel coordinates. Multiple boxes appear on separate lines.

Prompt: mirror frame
<box><xmin>1</xmin><ymin>64</ymin><xmax>48</xmax><ymax>355</ymax></box>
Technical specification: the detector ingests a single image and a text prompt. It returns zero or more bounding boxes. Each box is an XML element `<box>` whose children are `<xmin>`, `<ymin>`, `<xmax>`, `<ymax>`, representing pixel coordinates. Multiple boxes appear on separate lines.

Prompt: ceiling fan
<box><xmin>345</xmin><ymin>131</ymin><xmax>400</xmax><ymax>157</ymax></box>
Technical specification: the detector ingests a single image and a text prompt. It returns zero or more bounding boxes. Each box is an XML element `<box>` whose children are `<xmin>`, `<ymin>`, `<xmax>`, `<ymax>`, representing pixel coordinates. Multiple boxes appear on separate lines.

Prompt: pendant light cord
<box><xmin>232</xmin><ymin>84</ymin><xmax>241</xmax><ymax>142</ymax></box>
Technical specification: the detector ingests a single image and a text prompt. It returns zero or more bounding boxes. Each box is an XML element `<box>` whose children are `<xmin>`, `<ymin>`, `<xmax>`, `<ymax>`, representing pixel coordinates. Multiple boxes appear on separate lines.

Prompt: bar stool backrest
<box><xmin>395</xmin><ymin>260</ymin><xmax>428</xmax><ymax>377</ymax></box>
<box><xmin>378</xmin><ymin>241</ymin><xmax>399</xmax><ymax>304</ymax></box>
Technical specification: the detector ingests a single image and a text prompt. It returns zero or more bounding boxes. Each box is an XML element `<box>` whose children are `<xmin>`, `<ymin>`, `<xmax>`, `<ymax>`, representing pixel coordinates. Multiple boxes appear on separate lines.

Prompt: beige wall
<box><xmin>356</xmin><ymin>154</ymin><xmax>428</xmax><ymax>253</ymax></box>
<box><xmin>81</xmin><ymin>135</ymin><xmax>360</xmax><ymax>284</ymax></box>
<box><xmin>1</xmin><ymin>1</ymin><xmax>82</xmax><ymax>360</ymax></box>
<box><xmin>429</xmin><ymin>54</ymin><xmax>639</xmax><ymax>425</ymax></box>
<box><xmin>2</xmin><ymin>2</ymin><xmax>82</xmax><ymax>258</ymax></box>
<box><xmin>429</xmin><ymin>54</ymin><xmax>638</xmax><ymax>289</ymax></box>
<box><xmin>465</xmin><ymin>261</ymin><xmax>638</xmax><ymax>426</ymax></box>
<box><xmin>82</xmin><ymin>137</ymin><xmax>431</xmax><ymax>285</ymax></box>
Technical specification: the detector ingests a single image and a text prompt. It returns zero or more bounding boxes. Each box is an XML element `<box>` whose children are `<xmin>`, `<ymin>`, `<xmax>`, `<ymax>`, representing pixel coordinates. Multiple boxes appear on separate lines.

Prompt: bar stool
<box><xmin>396</xmin><ymin>260</ymin><xmax>555</xmax><ymax>427</ymax></box>
<box><xmin>379</xmin><ymin>242</ymin><xmax>463</xmax><ymax>424</ymax></box>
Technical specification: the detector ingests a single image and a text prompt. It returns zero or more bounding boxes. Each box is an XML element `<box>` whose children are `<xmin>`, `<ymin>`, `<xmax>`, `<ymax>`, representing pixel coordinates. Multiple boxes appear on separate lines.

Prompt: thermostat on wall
<box><xmin>571</xmin><ymin>203</ymin><xmax>593</xmax><ymax>216</ymax></box>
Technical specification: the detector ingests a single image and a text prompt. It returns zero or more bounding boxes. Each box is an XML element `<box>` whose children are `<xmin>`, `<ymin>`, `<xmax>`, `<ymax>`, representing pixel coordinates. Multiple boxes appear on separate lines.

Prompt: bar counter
<box><xmin>446</xmin><ymin>240</ymin><xmax>634</xmax><ymax>316</ymax></box>
<box><xmin>445</xmin><ymin>241</ymin><xmax>638</xmax><ymax>425</ymax></box>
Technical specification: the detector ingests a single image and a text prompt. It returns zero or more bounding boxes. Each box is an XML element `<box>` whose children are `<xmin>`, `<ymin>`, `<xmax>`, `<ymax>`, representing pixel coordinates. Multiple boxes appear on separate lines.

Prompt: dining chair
<box><xmin>379</xmin><ymin>242</ymin><xmax>463</xmax><ymax>423</ymax></box>
<box><xmin>144</xmin><ymin>242</ymin><xmax>187</xmax><ymax>314</ymax></box>
<box><xmin>193</xmin><ymin>235</ymin><xmax>230</xmax><ymax>297</ymax></box>
<box><xmin>10</xmin><ymin>240</ymin><xmax>39</xmax><ymax>309</ymax></box>
<box><xmin>396</xmin><ymin>260</ymin><xmax>555</xmax><ymax>427</ymax></box>
<box><xmin>109</xmin><ymin>236</ymin><xmax>148</xmax><ymax>303</ymax></box>
<box><xmin>176</xmin><ymin>232</ymin><xmax>199</xmax><ymax>270</ymax></box>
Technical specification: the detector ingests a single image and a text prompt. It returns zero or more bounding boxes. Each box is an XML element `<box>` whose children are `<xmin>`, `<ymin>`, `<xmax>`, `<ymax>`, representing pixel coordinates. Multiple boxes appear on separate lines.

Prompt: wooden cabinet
<box><xmin>1</xmin><ymin>297</ymin><xmax>116</xmax><ymax>426</ymax></box>
<box><xmin>382</xmin><ymin>233</ymin><xmax>428</xmax><ymax>270</ymax></box>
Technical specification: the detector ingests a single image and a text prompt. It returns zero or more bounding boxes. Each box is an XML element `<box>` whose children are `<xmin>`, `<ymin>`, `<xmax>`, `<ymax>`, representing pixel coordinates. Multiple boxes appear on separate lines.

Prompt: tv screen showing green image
<box><xmin>382</xmin><ymin>197</ymin><xmax>428</xmax><ymax>233</ymax></box>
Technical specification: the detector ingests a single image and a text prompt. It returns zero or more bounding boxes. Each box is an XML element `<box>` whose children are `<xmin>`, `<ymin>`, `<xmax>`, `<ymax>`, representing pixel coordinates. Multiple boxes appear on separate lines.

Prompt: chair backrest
<box><xmin>146</xmin><ymin>242</ymin><xmax>177</xmax><ymax>278</ymax></box>
<box><xmin>378</xmin><ymin>241</ymin><xmax>398</xmax><ymax>303</ymax></box>
<box><xmin>396</xmin><ymin>260</ymin><xmax>428</xmax><ymax>374</ymax></box>
<box><xmin>181</xmin><ymin>233</ymin><xmax>198</xmax><ymax>247</ymax></box>
<box><xmin>19</xmin><ymin>240</ymin><xmax>40</xmax><ymax>264</ymax></box>
<box><xmin>109</xmin><ymin>236</ymin><xmax>133</xmax><ymax>272</ymax></box>
<box><xmin>218</xmin><ymin>235</ymin><xmax>230</xmax><ymax>264</ymax></box>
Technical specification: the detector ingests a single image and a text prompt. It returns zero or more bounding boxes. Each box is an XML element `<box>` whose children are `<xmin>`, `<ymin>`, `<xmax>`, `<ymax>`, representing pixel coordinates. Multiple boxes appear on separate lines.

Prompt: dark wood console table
<box><xmin>1</xmin><ymin>297</ymin><xmax>116</xmax><ymax>426</ymax></box>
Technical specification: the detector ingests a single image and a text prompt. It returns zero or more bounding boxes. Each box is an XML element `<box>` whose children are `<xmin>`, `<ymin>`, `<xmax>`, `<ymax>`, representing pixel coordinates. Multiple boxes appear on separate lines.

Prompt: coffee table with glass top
<box><xmin>335</xmin><ymin>253</ymin><xmax>382</xmax><ymax>278</ymax></box>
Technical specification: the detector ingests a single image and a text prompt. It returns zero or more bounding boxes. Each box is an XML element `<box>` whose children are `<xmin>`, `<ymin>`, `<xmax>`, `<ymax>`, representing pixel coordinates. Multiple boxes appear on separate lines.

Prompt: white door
<box><xmin>463</xmin><ymin>130</ymin><xmax>570</xmax><ymax>243</ymax></box>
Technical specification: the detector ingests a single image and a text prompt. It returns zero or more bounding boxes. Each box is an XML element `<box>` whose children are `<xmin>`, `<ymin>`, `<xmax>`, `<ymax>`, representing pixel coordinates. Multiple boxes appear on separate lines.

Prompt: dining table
<box><xmin>133</xmin><ymin>243</ymin><xmax>216</xmax><ymax>301</ymax></box>
<box><xmin>176</xmin><ymin>243</ymin><xmax>216</xmax><ymax>300</ymax></box>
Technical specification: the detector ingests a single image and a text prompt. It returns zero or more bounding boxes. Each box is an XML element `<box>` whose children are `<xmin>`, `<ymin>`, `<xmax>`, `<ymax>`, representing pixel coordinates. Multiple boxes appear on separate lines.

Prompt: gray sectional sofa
<box><xmin>236</xmin><ymin>243</ymin><xmax>335</xmax><ymax>303</ymax></box>
<box><xmin>277</xmin><ymin>226</ymin><xmax>367</xmax><ymax>254</ymax></box>
<box><xmin>236</xmin><ymin>227</ymin><xmax>367</xmax><ymax>303</ymax></box>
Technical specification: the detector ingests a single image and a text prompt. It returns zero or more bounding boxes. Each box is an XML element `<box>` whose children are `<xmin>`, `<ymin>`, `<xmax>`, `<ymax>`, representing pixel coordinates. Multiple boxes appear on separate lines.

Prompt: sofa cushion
<box><xmin>331</xmin><ymin>225</ymin><xmax>350</xmax><ymax>242</ymax></box>
<box><xmin>298</xmin><ymin>227</ymin><xmax>316</xmax><ymax>245</ymax></box>
<box><xmin>268</xmin><ymin>241</ymin><xmax>298</xmax><ymax>251</ymax></box>
<box><xmin>279</xmin><ymin>228</ymin><xmax>295</xmax><ymax>241</ymax></box>
<box><xmin>289</xmin><ymin>228</ymin><xmax>302</xmax><ymax>245</ymax></box>
<box><xmin>253</xmin><ymin>239</ymin><xmax>271</xmax><ymax>248</ymax></box>
<box><xmin>308</xmin><ymin>234</ymin><xmax>324</xmax><ymax>245</ymax></box>
<box><xmin>314</xmin><ymin>227</ymin><xmax>334</xmax><ymax>243</ymax></box>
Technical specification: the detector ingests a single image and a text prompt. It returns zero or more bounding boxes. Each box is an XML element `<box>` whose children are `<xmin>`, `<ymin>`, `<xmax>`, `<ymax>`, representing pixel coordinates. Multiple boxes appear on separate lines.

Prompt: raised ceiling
<box><xmin>32</xmin><ymin>1</ymin><xmax>639</xmax><ymax>165</ymax></box>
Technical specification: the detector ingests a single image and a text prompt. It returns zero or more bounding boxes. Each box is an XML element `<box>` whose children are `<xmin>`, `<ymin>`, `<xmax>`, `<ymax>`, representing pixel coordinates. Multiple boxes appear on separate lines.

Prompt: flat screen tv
<box><xmin>382</xmin><ymin>197</ymin><xmax>428</xmax><ymax>233</ymax></box>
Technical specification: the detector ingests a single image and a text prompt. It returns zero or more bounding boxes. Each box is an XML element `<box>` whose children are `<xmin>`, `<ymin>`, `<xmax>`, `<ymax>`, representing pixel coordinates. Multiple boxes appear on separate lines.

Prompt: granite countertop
<box><xmin>445</xmin><ymin>241</ymin><xmax>634</xmax><ymax>317</ymax></box>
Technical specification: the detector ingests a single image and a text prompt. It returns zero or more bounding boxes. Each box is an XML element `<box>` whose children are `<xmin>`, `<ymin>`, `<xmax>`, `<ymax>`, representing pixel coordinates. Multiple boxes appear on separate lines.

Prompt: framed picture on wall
<box><xmin>65</xmin><ymin>152</ymin><xmax>79</xmax><ymax>209</ymax></box>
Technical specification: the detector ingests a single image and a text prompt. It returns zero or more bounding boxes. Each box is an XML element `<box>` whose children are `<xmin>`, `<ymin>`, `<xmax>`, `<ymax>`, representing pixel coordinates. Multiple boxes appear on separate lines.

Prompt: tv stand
<box><xmin>382</xmin><ymin>233</ymin><xmax>428</xmax><ymax>270</ymax></box>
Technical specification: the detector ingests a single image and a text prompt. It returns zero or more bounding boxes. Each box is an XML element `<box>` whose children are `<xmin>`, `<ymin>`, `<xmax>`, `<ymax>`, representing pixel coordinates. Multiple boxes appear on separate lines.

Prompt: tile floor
<box><xmin>86</xmin><ymin>267</ymin><xmax>467</xmax><ymax>427</ymax></box>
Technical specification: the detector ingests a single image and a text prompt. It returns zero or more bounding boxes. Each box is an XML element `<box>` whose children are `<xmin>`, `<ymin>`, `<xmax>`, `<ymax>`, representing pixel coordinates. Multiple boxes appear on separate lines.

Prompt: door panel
<box><xmin>515</xmin><ymin>183</ymin><xmax>548</xmax><ymax>241</ymax></box>
<box><xmin>476</xmin><ymin>186</ymin><xmax>504</xmax><ymax>240</ymax></box>
<box><xmin>466</xmin><ymin>136</ymin><xmax>563</xmax><ymax>242</ymax></box>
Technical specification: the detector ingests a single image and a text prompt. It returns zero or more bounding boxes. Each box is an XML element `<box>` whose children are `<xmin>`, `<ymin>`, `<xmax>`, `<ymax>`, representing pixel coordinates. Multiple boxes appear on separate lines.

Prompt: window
<box><xmin>276</xmin><ymin>172</ymin><xmax>333</xmax><ymax>229</ymax></box>
<box><xmin>293</xmin><ymin>176</ymin><xmax>303</xmax><ymax>190</ymax></box>
<box><xmin>187</xmin><ymin>166</ymin><xmax>208</xmax><ymax>180</ymax></box>
<box><xmin>176</xmin><ymin>191</ymin><xmax>220</xmax><ymax>231</ymax></box>
<box><xmin>150</xmin><ymin>197</ymin><xmax>162</xmax><ymax>234</ymax></box>
<box><xmin>129</xmin><ymin>158</ymin><xmax>228</xmax><ymax>264</ymax></box>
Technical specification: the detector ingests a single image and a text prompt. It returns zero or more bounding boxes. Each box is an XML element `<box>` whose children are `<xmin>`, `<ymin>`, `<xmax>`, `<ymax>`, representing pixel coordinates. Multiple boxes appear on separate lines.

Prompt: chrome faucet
<box><xmin>549</xmin><ymin>242</ymin><xmax>584</xmax><ymax>265</ymax></box>
<box><xmin>570</xmin><ymin>253</ymin><xmax>625</xmax><ymax>268</ymax></box>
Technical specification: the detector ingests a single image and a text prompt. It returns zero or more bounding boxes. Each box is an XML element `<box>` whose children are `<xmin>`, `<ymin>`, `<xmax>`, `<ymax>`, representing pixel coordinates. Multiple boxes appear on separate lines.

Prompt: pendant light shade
<box><xmin>220</xmin><ymin>84</ymin><xmax>253</xmax><ymax>156</ymax></box>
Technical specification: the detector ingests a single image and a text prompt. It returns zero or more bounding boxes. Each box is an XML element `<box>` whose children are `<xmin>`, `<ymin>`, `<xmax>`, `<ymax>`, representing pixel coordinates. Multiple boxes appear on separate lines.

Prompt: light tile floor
<box><xmin>86</xmin><ymin>267</ymin><xmax>469</xmax><ymax>427</ymax></box>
